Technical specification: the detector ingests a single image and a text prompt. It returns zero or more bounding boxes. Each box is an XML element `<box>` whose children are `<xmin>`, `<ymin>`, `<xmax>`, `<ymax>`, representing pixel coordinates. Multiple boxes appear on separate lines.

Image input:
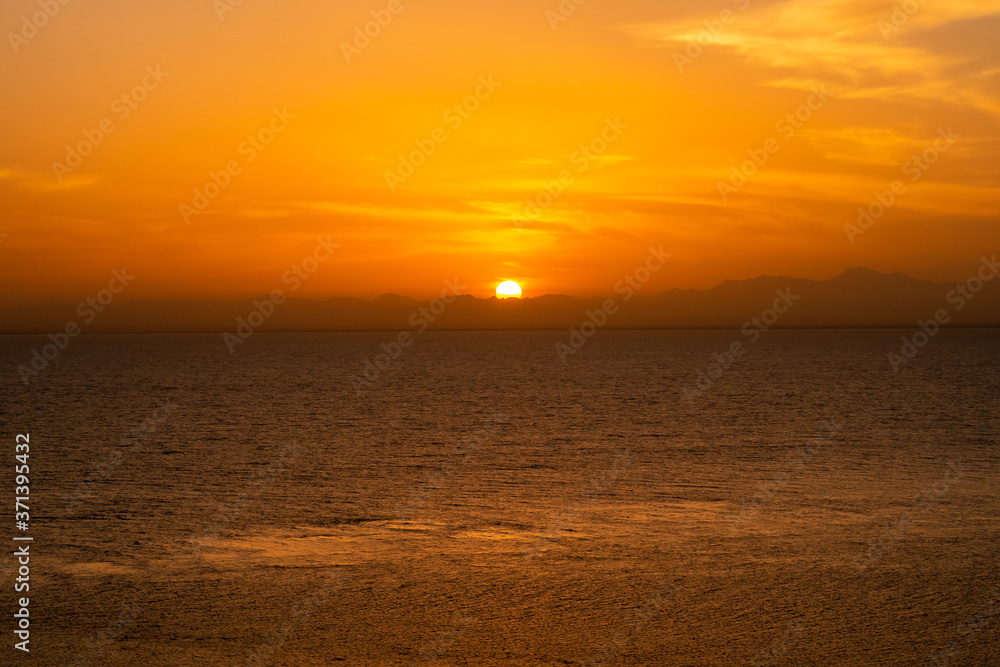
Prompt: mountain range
<box><xmin>2</xmin><ymin>267</ymin><xmax>998</xmax><ymax>334</ymax></box>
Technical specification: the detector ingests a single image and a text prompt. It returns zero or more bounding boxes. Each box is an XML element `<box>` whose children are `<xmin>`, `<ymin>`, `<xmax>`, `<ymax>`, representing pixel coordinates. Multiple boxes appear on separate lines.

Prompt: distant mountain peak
<box><xmin>833</xmin><ymin>266</ymin><xmax>935</xmax><ymax>285</ymax></box>
<box><xmin>3</xmin><ymin>266</ymin><xmax>997</xmax><ymax>333</ymax></box>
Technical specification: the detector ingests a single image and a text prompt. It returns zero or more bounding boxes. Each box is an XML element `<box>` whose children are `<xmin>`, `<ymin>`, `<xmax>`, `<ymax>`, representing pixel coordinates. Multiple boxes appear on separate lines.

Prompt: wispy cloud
<box><xmin>0</xmin><ymin>167</ymin><xmax>101</xmax><ymax>191</ymax></box>
<box><xmin>627</xmin><ymin>0</ymin><xmax>1000</xmax><ymax>113</ymax></box>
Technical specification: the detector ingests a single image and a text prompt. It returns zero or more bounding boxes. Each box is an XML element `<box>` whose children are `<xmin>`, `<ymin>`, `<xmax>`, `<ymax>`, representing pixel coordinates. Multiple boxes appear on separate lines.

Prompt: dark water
<box><xmin>1</xmin><ymin>329</ymin><xmax>998</xmax><ymax>666</ymax></box>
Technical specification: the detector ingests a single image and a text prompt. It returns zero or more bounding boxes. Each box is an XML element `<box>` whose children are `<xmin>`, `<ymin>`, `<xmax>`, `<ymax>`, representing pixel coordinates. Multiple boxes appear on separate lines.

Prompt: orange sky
<box><xmin>1</xmin><ymin>0</ymin><xmax>998</xmax><ymax>303</ymax></box>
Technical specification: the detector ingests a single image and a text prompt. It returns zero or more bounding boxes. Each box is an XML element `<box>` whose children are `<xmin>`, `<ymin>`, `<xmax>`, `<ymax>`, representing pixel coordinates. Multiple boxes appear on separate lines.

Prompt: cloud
<box><xmin>796</xmin><ymin>127</ymin><xmax>938</xmax><ymax>165</ymax></box>
<box><xmin>298</xmin><ymin>200</ymin><xmax>498</xmax><ymax>225</ymax></box>
<box><xmin>627</xmin><ymin>0</ymin><xmax>1000</xmax><ymax>113</ymax></box>
<box><xmin>0</xmin><ymin>166</ymin><xmax>101</xmax><ymax>191</ymax></box>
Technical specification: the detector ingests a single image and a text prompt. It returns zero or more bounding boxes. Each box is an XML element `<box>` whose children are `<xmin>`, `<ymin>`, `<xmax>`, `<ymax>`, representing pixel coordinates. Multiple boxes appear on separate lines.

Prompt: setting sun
<box><xmin>496</xmin><ymin>281</ymin><xmax>523</xmax><ymax>299</ymax></box>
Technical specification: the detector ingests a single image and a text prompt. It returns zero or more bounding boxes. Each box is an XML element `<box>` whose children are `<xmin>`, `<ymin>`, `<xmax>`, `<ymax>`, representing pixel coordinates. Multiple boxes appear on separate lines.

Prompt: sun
<box><xmin>495</xmin><ymin>280</ymin><xmax>522</xmax><ymax>299</ymax></box>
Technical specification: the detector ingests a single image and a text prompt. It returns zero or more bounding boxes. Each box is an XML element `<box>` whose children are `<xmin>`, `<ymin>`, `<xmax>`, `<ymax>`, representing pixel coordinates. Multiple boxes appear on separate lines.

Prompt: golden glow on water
<box><xmin>22</xmin><ymin>332</ymin><xmax>1000</xmax><ymax>663</ymax></box>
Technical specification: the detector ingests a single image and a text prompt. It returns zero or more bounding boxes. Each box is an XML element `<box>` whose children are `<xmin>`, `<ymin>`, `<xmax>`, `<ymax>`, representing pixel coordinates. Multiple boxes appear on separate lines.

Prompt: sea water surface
<box><xmin>1</xmin><ymin>329</ymin><xmax>998</xmax><ymax>665</ymax></box>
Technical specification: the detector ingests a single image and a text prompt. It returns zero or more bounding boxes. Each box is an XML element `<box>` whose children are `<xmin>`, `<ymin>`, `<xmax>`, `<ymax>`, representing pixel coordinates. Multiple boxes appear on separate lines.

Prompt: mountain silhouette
<box><xmin>2</xmin><ymin>267</ymin><xmax>997</xmax><ymax>334</ymax></box>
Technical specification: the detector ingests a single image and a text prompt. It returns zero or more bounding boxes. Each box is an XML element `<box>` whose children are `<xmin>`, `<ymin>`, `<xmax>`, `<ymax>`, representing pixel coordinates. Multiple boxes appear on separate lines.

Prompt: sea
<box><xmin>1</xmin><ymin>329</ymin><xmax>998</xmax><ymax>666</ymax></box>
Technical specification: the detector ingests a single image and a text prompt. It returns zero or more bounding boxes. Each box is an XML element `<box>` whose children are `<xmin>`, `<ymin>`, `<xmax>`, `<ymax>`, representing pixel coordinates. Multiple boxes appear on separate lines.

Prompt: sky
<box><xmin>1</xmin><ymin>0</ymin><xmax>998</xmax><ymax>303</ymax></box>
